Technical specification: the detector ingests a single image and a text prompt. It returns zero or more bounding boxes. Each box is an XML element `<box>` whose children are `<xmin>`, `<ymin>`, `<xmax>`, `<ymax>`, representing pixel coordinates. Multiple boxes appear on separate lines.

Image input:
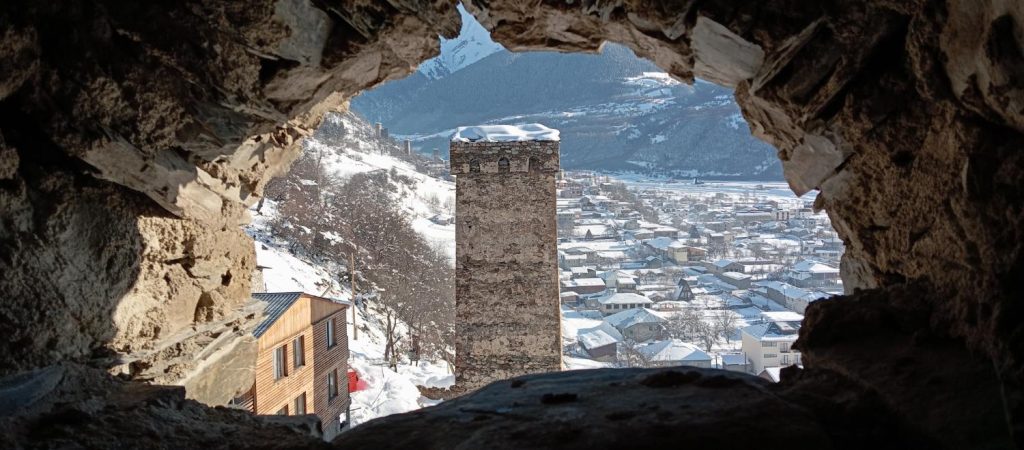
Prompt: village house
<box><xmin>599</xmin><ymin>270</ymin><xmax>638</xmax><ymax>293</ymax></box>
<box><xmin>755</xmin><ymin>280</ymin><xmax>829</xmax><ymax>314</ymax></box>
<box><xmin>594</xmin><ymin>249</ymin><xmax>630</xmax><ymax>266</ymax></box>
<box><xmin>720</xmin><ymin>353</ymin><xmax>750</xmax><ymax>373</ymax></box>
<box><xmin>643</xmin><ymin>237</ymin><xmax>690</xmax><ymax>263</ymax></box>
<box><xmin>673</xmin><ymin>277</ymin><xmax>695</xmax><ymax>301</ymax></box>
<box><xmin>710</xmin><ymin>258</ymin><xmax>738</xmax><ymax>274</ymax></box>
<box><xmin>577</xmin><ymin>322</ymin><xmax>624</xmax><ymax>362</ymax></box>
<box><xmin>814</xmin><ymin>237</ymin><xmax>845</xmax><ymax>259</ymax></box>
<box><xmin>735</xmin><ymin>210</ymin><xmax>775</xmax><ymax>224</ymax></box>
<box><xmin>784</xmin><ymin>259</ymin><xmax>841</xmax><ymax>289</ymax></box>
<box><xmin>605</xmin><ymin>307</ymin><xmax>667</xmax><ymax>342</ymax></box>
<box><xmin>588</xmin><ymin>291</ymin><xmax>652</xmax><ymax>314</ymax></box>
<box><xmin>717</xmin><ymin>271</ymin><xmax>752</xmax><ymax>289</ymax></box>
<box><xmin>561</xmin><ymin>277</ymin><xmax>607</xmax><ymax>296</ymax></box>
<box><xmin>638</xmin><ymin>340</ymin><xmax>712</xmax><ymax>368</ymax></box>
<box><xmin>240</xmin><ymin>292</ymin><xmax>351</xmax><ymax>441</ymax></box>
<box><xmin>557</xmin><ymin>210</ymin><xmax>577</xmax><ymax>229</ymax></box>
<box><xmin>651</xmin><ymin>226</ymin><xmax>681</xmax><ymax>238</ymax></box>
<box><xmin>569</xmin><ymin>267</ymin><xmax>598</xmax><ymax>279</ymax></box>
<box><xmin>560</xmin><ymin>183</ymin><xmax>583</xmax><ymax>198</ymax></box>
<box><xmin>560</xmin><ymin>291</ymin><xmax>580</xmax><ymax>306</ymax></box>
<box><xmin>558</xmin><ymin>248</ymin><xmax>592</xmax><ymax>268</ymax></box>
<box><xmin>740</xmin><ymin>311</ymin><xmax>803</xmax><ymax>374</ymax></box>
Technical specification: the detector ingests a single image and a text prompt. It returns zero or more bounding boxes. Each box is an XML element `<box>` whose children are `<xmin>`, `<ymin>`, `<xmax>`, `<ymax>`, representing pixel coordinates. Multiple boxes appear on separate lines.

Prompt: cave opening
<box><xmin>0</xmin><ymin>0</ymin><xmax>1021</xmax><ymax>448</ymax></box>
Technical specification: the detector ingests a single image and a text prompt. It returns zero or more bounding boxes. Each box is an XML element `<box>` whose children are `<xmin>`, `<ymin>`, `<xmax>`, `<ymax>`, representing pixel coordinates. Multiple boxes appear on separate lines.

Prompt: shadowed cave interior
<box><xmin>0</xmin><ymin>0</ymin><xmax>1022</xmax><ymax>448</ymax></box>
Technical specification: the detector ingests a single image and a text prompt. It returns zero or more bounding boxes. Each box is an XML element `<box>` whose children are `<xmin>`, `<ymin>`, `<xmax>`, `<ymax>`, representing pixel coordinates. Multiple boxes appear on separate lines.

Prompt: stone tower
<box><xmin>449</xmin><ymin>124</ymin><xmax>562</xmax><ymax>392</ymax></box>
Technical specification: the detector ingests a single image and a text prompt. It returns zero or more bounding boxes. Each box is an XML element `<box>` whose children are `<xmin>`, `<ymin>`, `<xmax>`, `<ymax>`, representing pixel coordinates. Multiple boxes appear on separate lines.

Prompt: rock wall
<box><xmin>0</xmin><ymin>0</ymin><xmax>459</xmax><ymax>388</ymax></box>
<box><xmin>450</xmin><ymin>140</ymin><xmax>562</xmax><ymax>392</ymax></box>
<box><xmin>0</xmin><ymin>0</ymin><xmax>1022</xmax><ymax>446</ymax></box>
<box><xmin>460</xmin><ymin>0</ymin><xmax>1024</xmax><ymax>441</ymax></box>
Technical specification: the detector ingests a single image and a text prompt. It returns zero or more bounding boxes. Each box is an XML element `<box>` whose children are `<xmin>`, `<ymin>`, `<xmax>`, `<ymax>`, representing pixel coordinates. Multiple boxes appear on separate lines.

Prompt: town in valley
<box><xmin>554</xmin><ymin>172</ymin><xmax>844</xmax><ymax>380</ymax></box>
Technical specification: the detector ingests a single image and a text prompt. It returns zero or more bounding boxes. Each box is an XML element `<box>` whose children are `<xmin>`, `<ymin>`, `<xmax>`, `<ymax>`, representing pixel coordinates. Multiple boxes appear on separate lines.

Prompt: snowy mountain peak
<box><xmin>418</xmin><ymin>3</ymin><xmax>504</xmax><ymax>80</ymax></box>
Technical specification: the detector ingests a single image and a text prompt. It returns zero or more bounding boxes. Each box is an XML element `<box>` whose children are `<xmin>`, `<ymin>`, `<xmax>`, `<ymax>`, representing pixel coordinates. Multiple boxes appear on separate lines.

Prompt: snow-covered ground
<box><xmin>611</xmin><ymin>178</ymin><xmax>816</xmax><ymax>203</ymax></box>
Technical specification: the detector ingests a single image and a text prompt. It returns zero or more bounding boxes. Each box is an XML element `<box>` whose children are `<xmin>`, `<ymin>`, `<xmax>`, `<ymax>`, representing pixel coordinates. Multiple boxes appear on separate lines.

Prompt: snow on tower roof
<box><xmin>451</xmin><ymin>124</ymin><xmax>560</xmax><ymax>142</ymax></box>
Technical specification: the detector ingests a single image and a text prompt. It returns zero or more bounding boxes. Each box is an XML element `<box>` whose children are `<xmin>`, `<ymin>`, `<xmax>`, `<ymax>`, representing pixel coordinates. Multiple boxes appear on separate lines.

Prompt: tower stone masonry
<box><xmin>450</xmin><ymin>128</ymin><xmax>562</xmax><ymax>392</ymax></box>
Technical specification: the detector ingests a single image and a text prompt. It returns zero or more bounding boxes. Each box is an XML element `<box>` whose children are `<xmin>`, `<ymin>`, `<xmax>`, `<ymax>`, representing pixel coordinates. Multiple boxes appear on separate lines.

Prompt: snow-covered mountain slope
<box><xmin>244</xmin><ymin>111</ymin><xmax>456</xmax><ymax>427</ymax></box>
<box><xmin>304</xmin><ymin>112</ymin><xmax>456</xmax><ymax>258</ymax></box>
<box><xmin>417</xmin><ymin>3</ymin><xmax>503</xmax><ymax>80</ymax></box>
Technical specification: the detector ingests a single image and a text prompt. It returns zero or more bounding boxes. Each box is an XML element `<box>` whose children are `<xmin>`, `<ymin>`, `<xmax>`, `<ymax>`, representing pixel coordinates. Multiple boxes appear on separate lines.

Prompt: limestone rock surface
<box><xmin>0</xmin><ymin>0</ymin><xmax>1023</xmax><ymax>446</ymax></box>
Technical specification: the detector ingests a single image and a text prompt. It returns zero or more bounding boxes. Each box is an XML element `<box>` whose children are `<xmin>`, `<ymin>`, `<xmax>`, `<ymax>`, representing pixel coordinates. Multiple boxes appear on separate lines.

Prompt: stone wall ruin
<box><xmin>450</xmin><ymin>139</ymin><xmax>562</xmax><ymax>392</ymax></box>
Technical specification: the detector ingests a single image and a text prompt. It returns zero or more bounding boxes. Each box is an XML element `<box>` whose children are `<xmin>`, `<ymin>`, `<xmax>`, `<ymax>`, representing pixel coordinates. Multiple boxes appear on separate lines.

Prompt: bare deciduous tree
<box><xmin>265</xmin><ymin>148</ymin><xmax>456</xmax><ymax>369</ymax></box>
<box><xmin>617</xmin><ymin>340</ymin><xmax>652</xmax><ymax>368</ymax></box>
<box><xmin>713</xmin><ymin>311</ymin><xmax>739</xmax><ymax>345</ymax></box>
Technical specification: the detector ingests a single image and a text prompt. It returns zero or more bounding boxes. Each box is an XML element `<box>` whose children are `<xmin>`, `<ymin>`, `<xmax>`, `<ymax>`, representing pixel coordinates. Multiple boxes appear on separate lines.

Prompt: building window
<box><xmin>528</xmin><ymin>156</ymin><xmax>541</xmax><ymax>173</ymax></box>
<box><xmin>763</xmin><ymin>341</ymin><xmax>777</xmax><ymax>347</ymax></box>
<box><xmin>328</xmin><ymin>369</ymin><xmax>339</xmax><ymax>401</ymax></box>
<box><xmin>779</xmin><ymin>343</ymin><xmax>790</xmax><ymax>353</ymax></box>
<box><xmin>497</xmin><ymin>157</ymin><xmax>510</xmax><ymax>173</ymax></box>
<box><xmin>469</xmin><ymin>159</ymin><xmax>480</xmax><ymax>173</ymax></box>
<box><xmin>293</xmin><ymin>336</ymin><xmax>305</xmax><ymax>368</ymax></box>
<box><xmin>327</xmin><ymin>318</ymin><xmax>337</xmax><ymax>348</ymax></box>
<box><xmin>294</xmin><ymin>392</ymin><xmax>306</xmax><ymax>415</ymax></box>
<box><xmin>764</xmin><ymin>353</ymin><xmax>777</xmax><ymax>359</ymax></box>
<box><xmin>277</xmin><ymin>405</ymin><xmax>288</xmax><ymax>416</ymax></box>
<box><xmin>274</xmin><ymin>346</ymin><xmax>288</xmax><ymax>380</ymax></box>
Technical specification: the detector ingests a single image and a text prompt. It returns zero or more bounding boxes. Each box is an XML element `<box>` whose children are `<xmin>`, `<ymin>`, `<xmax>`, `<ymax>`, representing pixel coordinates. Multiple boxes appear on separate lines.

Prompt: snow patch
<box><xmin>418</xmin><ymin>4</ymin><xmax>504</xmax><ymax>79</ymax></box>
<box><xmin>451</xmin><ymin>123</ymin><xmax>560</xmax><ymax>142</ymax></box>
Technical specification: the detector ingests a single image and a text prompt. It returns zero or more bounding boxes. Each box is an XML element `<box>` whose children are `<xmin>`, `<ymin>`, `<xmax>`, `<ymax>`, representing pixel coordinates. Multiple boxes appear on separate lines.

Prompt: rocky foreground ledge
<box><xmin>336</xmin><ymin>366</ymin><xmax>931</xmax><ymax>449</ymax></box>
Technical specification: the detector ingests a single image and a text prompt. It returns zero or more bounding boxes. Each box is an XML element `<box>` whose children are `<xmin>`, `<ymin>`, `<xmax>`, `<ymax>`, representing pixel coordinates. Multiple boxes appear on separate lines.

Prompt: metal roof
<box><xmin>251</xmin><ymin>292</ymin><xmax>303</xmax><ymax>338</ymax></box>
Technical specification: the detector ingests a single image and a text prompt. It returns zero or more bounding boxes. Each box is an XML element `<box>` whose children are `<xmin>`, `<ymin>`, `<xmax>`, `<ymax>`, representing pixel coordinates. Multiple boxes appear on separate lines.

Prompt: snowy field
<box><xmin>611</xmin><ymin>178</ymin><xmax>816</xmax><ymax>204</ymax></box>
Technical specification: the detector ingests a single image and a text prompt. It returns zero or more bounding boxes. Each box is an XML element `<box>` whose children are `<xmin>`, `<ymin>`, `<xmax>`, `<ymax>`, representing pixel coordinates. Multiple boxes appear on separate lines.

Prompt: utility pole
<box><xmin>349</xmin><ymin>250</ymin><xmax>358</xmax><ymax>341</ymax></box>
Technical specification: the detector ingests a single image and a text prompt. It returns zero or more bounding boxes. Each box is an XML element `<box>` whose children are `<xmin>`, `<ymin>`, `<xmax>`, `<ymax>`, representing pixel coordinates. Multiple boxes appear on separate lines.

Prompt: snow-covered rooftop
<box><xmin>568</xmin><ymin>278</ymin><xmax>607</xmax><ymax>287</ymax></box>
<box><xmin>791</xmin><ymin>259</ymin><xmax>840</xmax><ymax>274</ymax></box>
<box><xmin>578</xmin><ymin>322</ymin><xmax>624</xmax><ymax>349</ymax></box>
<box><xmin>605</xmin><ymin>307</ymin><xmax>665</xmax><ymax>329</ymax></box>
<box><xmin>596</xmin><ymin>292</ymin><xmax>651</xmax><ymax>305</ymax></box>
<box><xmin>639</xmin><ymin>340</ymin><xmax>711</xmax><ymax>363</ymax></box>
<box><xmin>451</xmin><ymin>123</ymin><xmax>560</xmax><ymax>142</ymax></box>
<box><xmin>761</xmin><ymin>310</ymin><xmax>804</xmax><ymax>323</ymax></box>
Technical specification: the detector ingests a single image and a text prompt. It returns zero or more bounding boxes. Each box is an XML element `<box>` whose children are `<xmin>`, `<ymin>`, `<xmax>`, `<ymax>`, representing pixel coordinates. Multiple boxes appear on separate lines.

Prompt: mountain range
<box><xmin>352</xmin><ymin>12</ymin><xmax>781</xmax><ymax>180</ymax></box>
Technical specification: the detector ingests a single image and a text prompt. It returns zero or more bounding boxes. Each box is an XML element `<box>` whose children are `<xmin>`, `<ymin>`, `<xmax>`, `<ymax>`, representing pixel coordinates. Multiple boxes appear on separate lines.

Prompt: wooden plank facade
<box><xmin>250</xmin><ymin>293</ymin><xmax>351</xmax><ymax>441</ymax></box>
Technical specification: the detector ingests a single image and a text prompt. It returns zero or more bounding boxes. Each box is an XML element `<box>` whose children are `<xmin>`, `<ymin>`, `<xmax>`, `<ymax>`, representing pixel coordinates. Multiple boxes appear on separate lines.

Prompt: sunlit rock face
<box><xmin>0</xmin><ymin>0</ymin><xmax>459</xmax><ymax>384</ymax></box>
<box><xmin>0</xmin><ymin>0</ymin><xmax>1022</xmax><ymax>446</ymax></box>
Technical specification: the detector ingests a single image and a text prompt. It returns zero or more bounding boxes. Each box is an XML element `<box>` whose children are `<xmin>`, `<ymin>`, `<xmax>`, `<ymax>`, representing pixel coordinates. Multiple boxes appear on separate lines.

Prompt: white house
<box><xmin>755</xmin><ymin>280</ymin><xmax>829</xmax><ymax>314</ymax></box>
<box><xmin>591</xmin><ymin>291</ymin><xmax>652</xmax><ymax>315</ymax></box>
<box><xmin>740</xmin><ymin>313</ymin><xmax>803</xmax><ymax>374</ymax></box>
<box><xmin>638</xmin><ymin>340</ymin><xmax>712</xmax><ymax>368</ymax></box>
<box><xmin>599</xmin><ymin>270</ymin><xmax>638</xmax><ymax>293</ymax></box>
<box><xmin>784</xmin><ymin>259</ymin><xmax>841</xmax><ymax>289</ymax></box>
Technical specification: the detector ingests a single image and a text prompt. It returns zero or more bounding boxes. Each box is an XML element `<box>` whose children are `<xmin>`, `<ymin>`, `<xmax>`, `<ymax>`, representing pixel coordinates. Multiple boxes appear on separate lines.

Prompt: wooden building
<box><xmin>237</xmin><ymin>292</ymin><xmax>351</xmax><ymax>441</ymax></box>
